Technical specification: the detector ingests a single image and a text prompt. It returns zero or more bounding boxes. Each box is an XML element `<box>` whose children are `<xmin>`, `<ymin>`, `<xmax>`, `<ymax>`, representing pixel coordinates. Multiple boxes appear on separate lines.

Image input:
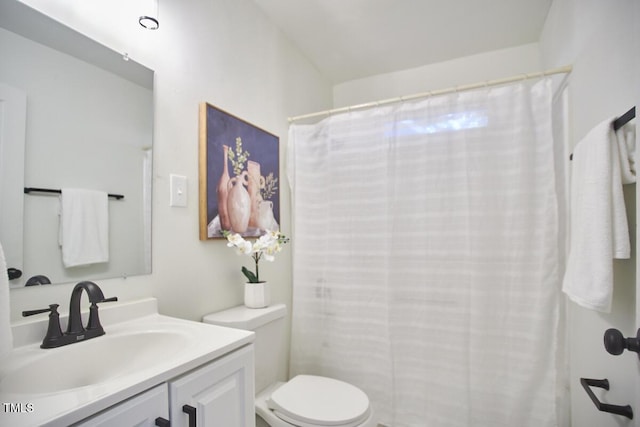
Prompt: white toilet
<box><xmin>203</xmin><ymin>304</ymin><xmax>375</xmax><ymax>427</ymax></box>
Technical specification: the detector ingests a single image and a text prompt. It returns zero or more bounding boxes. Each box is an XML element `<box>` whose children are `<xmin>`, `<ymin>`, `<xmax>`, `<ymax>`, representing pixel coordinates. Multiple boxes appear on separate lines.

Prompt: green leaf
<box><xmin>241</xmin><ymin>266</ymin><xmax>258</xmax><ymax>283</ymax></box>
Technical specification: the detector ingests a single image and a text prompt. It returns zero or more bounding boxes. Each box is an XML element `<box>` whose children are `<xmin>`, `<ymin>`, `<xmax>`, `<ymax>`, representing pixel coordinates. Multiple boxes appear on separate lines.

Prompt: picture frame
<box><xmin>198</xmin><ymin>103</ymin><xmax>280</xmax><ymax>240</ymax></box>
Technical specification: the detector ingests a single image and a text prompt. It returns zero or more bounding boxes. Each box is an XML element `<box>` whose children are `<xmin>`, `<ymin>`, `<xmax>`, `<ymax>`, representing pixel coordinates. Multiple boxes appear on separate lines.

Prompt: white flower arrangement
<box><xmin>223</xmin><ymin>230</ymin><xmax>289</xmax><ymax>283</ymax></box>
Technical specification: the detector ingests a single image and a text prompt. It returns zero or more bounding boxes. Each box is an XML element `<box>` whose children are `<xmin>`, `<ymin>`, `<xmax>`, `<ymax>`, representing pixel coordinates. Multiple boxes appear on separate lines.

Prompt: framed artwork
<box><xmin>199</xmin><ymin>103</ymin><xmax>280</xmax><ymax>240</ymax></box>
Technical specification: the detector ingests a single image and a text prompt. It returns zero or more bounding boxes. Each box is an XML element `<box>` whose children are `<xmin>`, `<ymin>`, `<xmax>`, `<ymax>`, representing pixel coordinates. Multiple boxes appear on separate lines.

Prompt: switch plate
<box><xmin>169</xmin><ymin>174</ymin><xmax>187</xmax><ymax>207</ymax></box>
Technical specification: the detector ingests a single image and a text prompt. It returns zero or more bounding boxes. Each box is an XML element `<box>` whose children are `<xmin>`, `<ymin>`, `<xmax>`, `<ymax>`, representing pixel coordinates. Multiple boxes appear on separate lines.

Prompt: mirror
<box><xmin>0</xmin><ymin>0</ymin><xmax>153</xmax><ymax>288</ymax></box>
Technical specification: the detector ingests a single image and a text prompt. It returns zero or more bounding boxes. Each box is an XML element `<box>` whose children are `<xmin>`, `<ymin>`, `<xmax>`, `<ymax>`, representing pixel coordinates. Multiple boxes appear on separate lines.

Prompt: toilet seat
<box><xmin>266</xmin><ymin>375</ymin><xmax>371</xmax><ymax>427</ymax></box>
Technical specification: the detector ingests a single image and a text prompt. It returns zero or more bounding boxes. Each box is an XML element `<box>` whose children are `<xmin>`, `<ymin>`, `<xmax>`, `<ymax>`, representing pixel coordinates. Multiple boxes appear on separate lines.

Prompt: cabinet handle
<box><xmin>155</xmin><ymin>417</ymin><xmax>170</xmax><ymax>427</ymax></box>
<box><xmin>182</xmin><ymin>404</ymin><xmax>196</xmax><ymax>427</ymax></box>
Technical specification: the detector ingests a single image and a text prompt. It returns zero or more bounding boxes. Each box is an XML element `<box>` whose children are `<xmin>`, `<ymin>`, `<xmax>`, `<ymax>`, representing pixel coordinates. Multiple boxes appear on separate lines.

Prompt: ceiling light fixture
<box><xmin>139</xmin><ymin>0</ymin><xmax>159</xmax><ymax>30</ymax></box>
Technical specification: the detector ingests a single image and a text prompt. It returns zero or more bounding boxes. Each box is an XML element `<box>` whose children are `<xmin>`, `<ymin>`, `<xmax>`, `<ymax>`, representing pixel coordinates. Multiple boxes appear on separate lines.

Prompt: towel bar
<box><xmin>24</xmin><ymin>187</ymin><xmax>124</xmax><ymax>200</ymax></box>
<box><xmin>613</xmin><ymin>106</ymin><xmax>636</xmax><ymax>131</ymax></box>
<box><xmin>569</xmin><ymin>106</ymin><xmax>635</xmax><ymax>160</ymax></box>
<box><xmin>580</xmin><ymin>378</ymin><xmax>633</xmax><ymax>419</ymax></box>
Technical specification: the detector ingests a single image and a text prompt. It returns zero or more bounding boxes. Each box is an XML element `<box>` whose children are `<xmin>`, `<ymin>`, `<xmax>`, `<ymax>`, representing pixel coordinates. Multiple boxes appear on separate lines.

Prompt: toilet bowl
<box><xmin>203</xmin><ymin>304</ymin><xmax>375</xmax><ymax>427</ymax></box>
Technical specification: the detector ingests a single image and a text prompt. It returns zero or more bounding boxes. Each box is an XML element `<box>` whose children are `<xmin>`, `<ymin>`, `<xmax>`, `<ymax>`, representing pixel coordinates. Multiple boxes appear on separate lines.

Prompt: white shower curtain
<box><xmin>288</xmin><ymin>79</ymin><xmax>564</xmax><ymax>427</ymax></box>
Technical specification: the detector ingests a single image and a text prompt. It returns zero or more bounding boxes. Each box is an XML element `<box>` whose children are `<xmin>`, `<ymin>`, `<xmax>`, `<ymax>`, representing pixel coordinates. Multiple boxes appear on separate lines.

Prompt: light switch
<box><xmin>169</xmin><ymin>174</ymin><xmax>187</xmax><ymax>207</ymax></box>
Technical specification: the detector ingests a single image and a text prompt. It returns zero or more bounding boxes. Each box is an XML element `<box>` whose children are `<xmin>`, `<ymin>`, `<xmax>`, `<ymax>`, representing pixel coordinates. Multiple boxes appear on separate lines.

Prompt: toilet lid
<box><xmin>267</xmin><ymin>375</ymin><xmax>370</xmax><ymax>427</ymax></box>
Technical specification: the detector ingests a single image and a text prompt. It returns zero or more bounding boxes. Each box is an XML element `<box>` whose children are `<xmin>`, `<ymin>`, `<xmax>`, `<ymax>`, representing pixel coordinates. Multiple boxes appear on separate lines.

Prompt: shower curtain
<box><xmin>287</xmin><ymin>79</ymin><xmax>565</xmax><ymax>427</ymax></box>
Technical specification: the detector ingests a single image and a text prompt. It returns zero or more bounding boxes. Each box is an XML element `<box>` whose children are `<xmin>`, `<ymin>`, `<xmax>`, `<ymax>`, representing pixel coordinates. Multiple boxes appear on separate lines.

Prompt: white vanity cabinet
<box><xmin>74</xmin><ymin>345</ymin><xmax>255</xmax><ymax>427</ymax></box>
<box><xmin>170</xmin><ymin>344</ymin><xmax>255</xmax><ymax>427</ymax></box>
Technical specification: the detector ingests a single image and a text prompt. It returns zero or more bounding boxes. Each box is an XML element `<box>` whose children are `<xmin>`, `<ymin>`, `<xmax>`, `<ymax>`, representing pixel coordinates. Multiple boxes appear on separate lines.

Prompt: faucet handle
<box><xmin>23</xmin><ymin>303</ymin><xmax>61</xmax><ymax>319</ymax></box>
<box><xmin>86</xmin><ymin>296</ymin><xmax>118</xmax><ymax>332</ymax></box>
<box><xmin>23</xmin><ymin>304</ymin><xmax>64</xmax><ymax>348</ymax></box>
<box><xmin>22</xmin><ymin>304</ymin><xmax>58</xmax><ymax>317</ymax></box>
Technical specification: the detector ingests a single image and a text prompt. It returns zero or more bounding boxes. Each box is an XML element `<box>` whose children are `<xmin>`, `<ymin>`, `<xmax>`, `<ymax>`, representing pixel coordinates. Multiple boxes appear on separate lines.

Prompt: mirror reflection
<box><xmin>0</xmin><ymin>0</ymin><xmax>153</xmax><ymax>288</ymax></box>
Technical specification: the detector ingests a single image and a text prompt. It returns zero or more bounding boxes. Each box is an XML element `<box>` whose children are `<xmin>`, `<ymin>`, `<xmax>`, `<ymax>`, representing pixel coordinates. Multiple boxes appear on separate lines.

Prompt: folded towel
<box><xmin>562</xmin><ymin>118</ymin><xmax>634</xmax><ymax>312</ymax></box>
<box><xmin>59</xmin><ymin>188</ymin><xmax>109</xmax><ymax>268</ymax></box>
<box><xmin>0</xmin><ymin>241</ymin><xmax>13</xmax><ymax>357</ymax></box>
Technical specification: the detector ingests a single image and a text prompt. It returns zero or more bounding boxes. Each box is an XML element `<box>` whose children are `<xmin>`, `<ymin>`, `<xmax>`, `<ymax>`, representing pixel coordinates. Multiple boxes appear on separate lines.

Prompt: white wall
<box><xmin>333</xmin><ymin>43</ymin><xmax>542</xmax><ymax>108</ymax></box>
<box><xmin>541</xmin><ymin>1</ymin><xmax>638</xmax><ymax>426</ymax></box>
<box><xmin>8</xmin><ymin>0</ymin><xmax>333</xmax><ymax>386</ymax></box>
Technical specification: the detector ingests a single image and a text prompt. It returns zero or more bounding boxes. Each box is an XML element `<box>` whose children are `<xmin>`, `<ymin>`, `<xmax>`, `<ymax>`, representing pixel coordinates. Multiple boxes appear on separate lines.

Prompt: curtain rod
<box><xmin>288</xmin><ymin>65</ymin><xmax>573</xmax><ymax>123</ymax></box>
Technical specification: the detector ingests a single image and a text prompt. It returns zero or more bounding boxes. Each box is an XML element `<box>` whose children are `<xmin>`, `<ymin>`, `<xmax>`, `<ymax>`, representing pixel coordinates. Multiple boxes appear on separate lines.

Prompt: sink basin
<box><xmin>0</xmin><ymin>330</ymin><xmax>189</xmax><ymax>395</ymax></box>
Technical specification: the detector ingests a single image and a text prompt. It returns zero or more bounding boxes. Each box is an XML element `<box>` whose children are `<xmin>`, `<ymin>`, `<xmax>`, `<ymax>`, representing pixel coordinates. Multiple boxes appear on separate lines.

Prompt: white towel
<box><xmin>562</xmin><ymin>118</ymin><xmax>634</xmax><ymax>312</ymax></box>
<box><xmin>59</xmin><ymin>188</ymin><xmax>109</xmax><ymax>268</ymax></box>
<box><xmin>0</xmin><ymin>241</ymin><xmax>13</xmax><ymax>357</ymax></box>
<box><xmin>614</xmin><ymin>124</ymin><xmax>636</xmax><ymax>185</ymax></box>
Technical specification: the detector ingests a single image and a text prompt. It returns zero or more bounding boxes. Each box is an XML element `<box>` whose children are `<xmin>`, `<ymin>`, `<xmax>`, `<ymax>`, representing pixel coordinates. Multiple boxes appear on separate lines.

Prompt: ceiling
<box><xmin>252</xmin><ymin>0</ymin><xmax>553</xmax><ymax>84</ymax></box>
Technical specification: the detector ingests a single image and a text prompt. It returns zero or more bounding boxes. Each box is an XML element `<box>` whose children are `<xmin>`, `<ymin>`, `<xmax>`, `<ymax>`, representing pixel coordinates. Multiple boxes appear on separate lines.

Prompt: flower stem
<box><xmin>254</xmin><ymin>253</ymin><xmax>260</xmax><ymax>283</ymax></box>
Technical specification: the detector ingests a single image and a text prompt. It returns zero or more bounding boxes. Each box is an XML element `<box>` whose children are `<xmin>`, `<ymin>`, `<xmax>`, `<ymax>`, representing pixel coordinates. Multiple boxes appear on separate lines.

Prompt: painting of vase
<box><xmin>198</xmin><ymin>103</ymin><xmax>280</xmax><ymax>240</ymax></box>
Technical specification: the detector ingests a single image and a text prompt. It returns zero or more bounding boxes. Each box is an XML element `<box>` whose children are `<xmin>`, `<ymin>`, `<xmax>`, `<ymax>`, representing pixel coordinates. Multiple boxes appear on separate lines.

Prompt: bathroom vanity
<box><xmin>0</xmin><ymin>298</ymin><xmax>256</xmax><ymax>427</ymax></box>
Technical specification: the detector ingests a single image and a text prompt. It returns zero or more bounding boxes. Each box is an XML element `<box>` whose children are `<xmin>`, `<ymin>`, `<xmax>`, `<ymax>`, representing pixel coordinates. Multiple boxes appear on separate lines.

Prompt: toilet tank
<box><xmin>203</xmin><ymin>304</ymin><xmax>287</xmax><ymax>394</ymax></box>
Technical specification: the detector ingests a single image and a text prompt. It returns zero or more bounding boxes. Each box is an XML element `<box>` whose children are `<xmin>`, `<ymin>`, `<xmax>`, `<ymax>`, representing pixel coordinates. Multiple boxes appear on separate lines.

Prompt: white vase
<box><xmin>244</xmin><ymin>282</ymin><xmax>270</xmax><ymax>308</ymax></box>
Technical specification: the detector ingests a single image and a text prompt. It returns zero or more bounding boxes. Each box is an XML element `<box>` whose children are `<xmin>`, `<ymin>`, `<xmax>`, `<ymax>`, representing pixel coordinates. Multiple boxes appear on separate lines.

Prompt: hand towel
<box><xmin>59</xmin><ymin>188</ymin><xmax>109</xmax><ymax>268</ymax></box>
<box><xmin>562</xmin><ymin>118</ymin><xmax>633</xmax><ymax>312</ymax></box>
<box><xmin>0</xmin><ymin>241</ymin><xmax>13</xmax><ymax>357</ymax></box>
<box><xmin>614</xmin><ymin>124</ymin><xmax>636</xmax><ymax>185</ymax></box>
<box><xmin>611</xmin><ymin>123</ymin><xmax>636</xmax><ymax>258</ymax></box>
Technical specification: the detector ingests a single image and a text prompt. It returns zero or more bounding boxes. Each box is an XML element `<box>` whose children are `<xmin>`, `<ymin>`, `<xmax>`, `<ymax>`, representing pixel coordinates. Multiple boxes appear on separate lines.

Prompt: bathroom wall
<box><xmin>333</xmin><ymin>43</ymin><xmax>542</xmax><ymax>107</ymax></box>
<box><xmin>540</xmin><ymin>0</ymin><xmax>639</xmax><ymax>426</ymax></box>
<box><xmin>8</xmin><ymin>0</ymin><xmax>333</xmax><ymax>381</ymax></box>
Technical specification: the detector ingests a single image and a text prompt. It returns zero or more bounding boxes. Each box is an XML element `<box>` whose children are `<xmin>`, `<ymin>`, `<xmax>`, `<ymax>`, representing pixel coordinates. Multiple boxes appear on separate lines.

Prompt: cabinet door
<box><xmin>73</xmin><ymin>384</ymin><xmax>169</xmax><ymax>426</ymax></box>
<box><xmin>170</xmin><ymin>344</ymin><xmax>255</xmax><ymax>427</ymax></box>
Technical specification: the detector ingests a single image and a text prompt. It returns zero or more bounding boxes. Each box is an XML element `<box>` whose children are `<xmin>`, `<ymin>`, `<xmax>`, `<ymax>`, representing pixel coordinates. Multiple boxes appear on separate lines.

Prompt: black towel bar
<box><xmin>613</xmin><ymin>106</ymin><xmax>636</xmax><ymax>131</ymax></box>
<box><xmin>569</xmin><ymin>106</ymin><xmax>636</xmax><ymax>160</ymax></box>
<box><xmin>24</xmin><ymin>187</ymin><xmax>124</xmax><ymax>200</ymax></box>
<box><xmin>580</xmin><ymin>378</ymin><xmax>633</xmax><ymax>419</ymax></box>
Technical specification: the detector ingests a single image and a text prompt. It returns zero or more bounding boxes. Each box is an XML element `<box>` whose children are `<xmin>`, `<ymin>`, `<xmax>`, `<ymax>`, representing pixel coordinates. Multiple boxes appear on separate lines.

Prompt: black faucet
<box><xmin>22</xmin><ymin>281</ymin><xmax>117</xmax><ymax>349</ymax></box>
